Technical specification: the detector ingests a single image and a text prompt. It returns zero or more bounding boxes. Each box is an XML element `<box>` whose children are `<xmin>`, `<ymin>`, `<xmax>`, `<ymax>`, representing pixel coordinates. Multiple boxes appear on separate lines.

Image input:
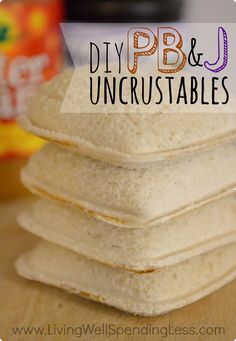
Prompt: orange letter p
<box><xmin>127</xmin><ymin>27</ymin><xmax>158</xmax><ymax>74</ymax></box>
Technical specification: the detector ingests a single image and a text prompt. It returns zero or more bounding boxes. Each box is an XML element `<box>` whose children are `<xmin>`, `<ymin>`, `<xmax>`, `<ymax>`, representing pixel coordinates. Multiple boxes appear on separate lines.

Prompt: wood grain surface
<box><xmin>0</xmin><ymin>197</ymin><xmax>236</xmax><ymax>341</ymax></box>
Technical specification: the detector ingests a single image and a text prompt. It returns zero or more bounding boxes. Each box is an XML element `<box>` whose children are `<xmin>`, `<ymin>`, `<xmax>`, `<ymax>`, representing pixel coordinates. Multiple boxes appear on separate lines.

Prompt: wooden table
<box><xmin>0</xmin><ymin>198</ymin><xmax>236</xmax><ymax>341</ymax></box>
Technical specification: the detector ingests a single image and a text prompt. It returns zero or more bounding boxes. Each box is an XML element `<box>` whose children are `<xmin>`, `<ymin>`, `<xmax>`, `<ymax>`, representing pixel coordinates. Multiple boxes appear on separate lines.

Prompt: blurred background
<box><xmin>0</xmin><ymin>0</ymin><xmax>235</xmax><ymax>199</ymax></box>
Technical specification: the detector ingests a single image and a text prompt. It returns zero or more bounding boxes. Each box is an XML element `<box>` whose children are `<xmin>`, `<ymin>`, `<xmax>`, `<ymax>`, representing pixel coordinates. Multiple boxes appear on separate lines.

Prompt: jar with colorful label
<box><xmin>0</xmin><ymin>0</ymin><xmax>63</xmax><ymax>198</ymax></box>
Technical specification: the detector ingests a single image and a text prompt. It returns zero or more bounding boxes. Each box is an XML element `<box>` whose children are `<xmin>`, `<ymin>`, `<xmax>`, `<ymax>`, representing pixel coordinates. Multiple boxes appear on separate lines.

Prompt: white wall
<box><xmin>183</xmin><ymin>0</ymin><xmax>236</xmax><ymax>21</ymax></box>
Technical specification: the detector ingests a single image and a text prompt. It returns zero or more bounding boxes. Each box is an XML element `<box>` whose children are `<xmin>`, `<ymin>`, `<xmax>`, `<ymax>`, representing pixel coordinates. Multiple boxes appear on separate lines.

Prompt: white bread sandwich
<box><xmin>16</xmin><ymin>240</ymin><xmax>236</xmax><ymax>316</ymax></box>
<box><xmin>19</xmin><ymin>69</ymin><xmax>236</xmax><ymax>168</ymax></box>
<box><xmin>21</xmin><ymin>142</ymin><xmax>236</xmax><ymax>227</ymax></box>
<box><xmin>18</xmin><ymin>195</ymin><xmax>236</xmax><ymax>272</ymax></box>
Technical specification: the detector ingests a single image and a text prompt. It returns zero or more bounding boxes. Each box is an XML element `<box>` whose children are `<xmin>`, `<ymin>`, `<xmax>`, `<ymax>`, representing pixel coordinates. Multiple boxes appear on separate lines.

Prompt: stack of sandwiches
<box><xmin>16</xmin><ymin>70</ymin><xmax>236</xmax><ymax>316</ymax></box>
